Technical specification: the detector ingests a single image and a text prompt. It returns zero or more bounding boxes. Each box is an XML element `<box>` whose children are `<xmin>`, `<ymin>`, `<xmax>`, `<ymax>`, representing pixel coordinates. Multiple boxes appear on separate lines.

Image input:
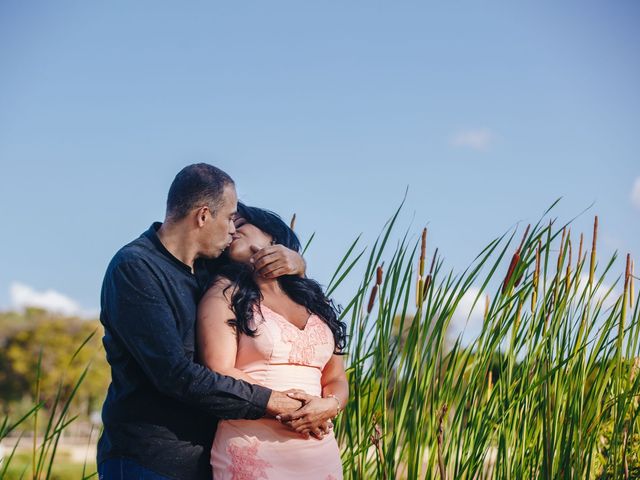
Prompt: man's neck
<box><xmin>157</xmin><ymin>221</ymin><xmax>199</xmax><ymax>271</ymax></box>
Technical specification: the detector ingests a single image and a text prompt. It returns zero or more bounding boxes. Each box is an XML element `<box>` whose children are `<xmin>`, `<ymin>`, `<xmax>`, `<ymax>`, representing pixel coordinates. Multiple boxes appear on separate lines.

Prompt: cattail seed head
<box><xmin>367</xmin><ymin>285</ymin><xmax>378</xmax><ymax>314</ymax></box>
<box><xmin>517</xmin><ymin>224</ymin><xmax>531</xmax><ymax>254</ymax></box>
<box><xmin>578</xmin><ymin>233</ymin><xmax>584</xmax><ymax>266</ymax></box>
<box><xmin>557</xmin><ymin>227</ymin><xmax>567</xmax><ymax>273</ymax></box>
<box><xmin>619</xmin><ymin>253</ymin><xmax>631</xmax><ymax>346</ymax></box>
<box><xmin>484</xmin><ymin>294</ymin><xmax>490</xmax><ymax>321</ymax></box>
<box><xmin>502</xmin><ymin>252</ymin><xmax>520</xmax><ymax>295</ymax></box>
<box><xmin>419</xmin><ymin>228</ymin><xmax>427</xmax><ymax>277</ymax></box>
<box><xmin>532</xmin><ymin>241</ymin><xmax>541</xmax><ymax>312</ymax></box>
<box><xmin>289</xmin><ymin>213</ymin><xmax>297</xmax><ymax>231</ymax></box>
<box><xmin>376</xmin><ymin>265</ymin><xmax>384</xmax><ymax>286</ymax></box>
<box><xmin>625</xmin><ymin>253</ymin><xmax>631</xmax><ymax>294</ymax></box>
<box><xmin>565</xmin><ymin>238</ymin><xmax>572</xmax><ymax>292</ymax></box>
<box><xmin>589</xmin><ymin>216</ymin><xmax>598</xmax><ymax>288</ymax></box>
<box><xmin>422</xmin><ymin>275</ymin><xmax>432</xmax><ymax>301</ymax></box>
<box><xmin>503</xmin><ymin>225</ymin><xmax>530</xmax><ymax>294</ymax></box>
<box><xmin>630</xmin><ymin>259</ymin><xmax>635</xmax><ymax>310</ymax></box>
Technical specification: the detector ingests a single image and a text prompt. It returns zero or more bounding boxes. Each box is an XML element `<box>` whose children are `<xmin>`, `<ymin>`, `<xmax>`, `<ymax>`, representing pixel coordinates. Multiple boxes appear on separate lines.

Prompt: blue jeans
<box><xmin>98</xmin><ymin>457</ymin><xmax>173</xmax><ymax>480</ymax></box>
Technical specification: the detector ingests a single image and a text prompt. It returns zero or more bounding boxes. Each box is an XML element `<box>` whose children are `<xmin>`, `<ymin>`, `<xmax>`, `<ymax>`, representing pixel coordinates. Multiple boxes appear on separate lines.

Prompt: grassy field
<box><xmin>1</xmin><ymin>452</ymin><xmax>95</xmax><ymax>480</ymax></box>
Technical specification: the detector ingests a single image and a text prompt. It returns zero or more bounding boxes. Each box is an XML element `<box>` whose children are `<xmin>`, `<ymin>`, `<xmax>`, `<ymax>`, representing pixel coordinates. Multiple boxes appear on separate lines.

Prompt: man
<box><xmin>97</xmin><ymin>164</ymin><xmax>307</xmax><ymax>479</ymax></box>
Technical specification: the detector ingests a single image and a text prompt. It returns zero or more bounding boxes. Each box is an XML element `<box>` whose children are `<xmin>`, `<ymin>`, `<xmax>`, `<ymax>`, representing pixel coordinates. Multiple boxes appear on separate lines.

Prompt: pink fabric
<box><xmin>210</xmin><ymin>305</ymin><xmax>343</xmax><ymax>479</ymax></box>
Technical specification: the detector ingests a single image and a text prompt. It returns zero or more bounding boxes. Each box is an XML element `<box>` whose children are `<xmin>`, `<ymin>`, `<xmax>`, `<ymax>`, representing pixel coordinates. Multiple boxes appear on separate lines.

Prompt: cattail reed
<box><xmin>514</xmin><ymin>297</ymin><xmax>524</xmax><ymax>336</ymax></box>
<box><xmin>331</xmin><ymin>206</ymin><xmax>640</xmax><ymax>479</ymax></box>
<box><xmin>502</xmin><ymin>252</ymin><xmax>519</xmax><ymax>295</ymax></box>
<box><xmin>565</xmin><ymin>237</ymin><xmax>572</xmax><ymax>293</ymax></box>
<box><xmin>370</xmin><ymin>422</ymin><xmax>386</xmax><ymax>480</ymax></box>
<box><xmin>577</xmin><ymin>232</ymin><xmax>584</xmax><ymax>266</ymax></box>
<box><xmin>289</xmin><ymin>213</ymin><xmax>296</xmax><ymax>231</ymax></box>
<box><xmin>416</xmin><ymin>228</ymin><xmax>427</xmax><ymax>306</ymax></box>
<box><xmin>589</xmin><ymin>216</ymin><xmax>598</xmax><ymax>289</ymax></box>
<box><xmin>423</xmin><ymin>247</ymin><xmax>438</xmax><ymax>301</ymax></box>
<box><xmin>557</xmin><ymin>227</ymin><xmax>567</xmax><ymax>274</ymax></box>
<box><xmin>419</xmin><ymin>228</ymin><xmax>427</xmax><ymax>277</ymax></box>
<box><xmin>484</xmin><ymin>294</ymin><xmax>490</xmax><ymax>322</ymax></box>
<box><xmin>630</xmin><ymin>259</ymin><xmax>635</xmax><ymax>310</ymax></box>
<box><xmin>621</xmin><ymin>254</ymin><xmax>631</xmax><ymax>337</ymax></box>
<box><xmin>574</xmin><ymin>232</ymin><xmax>584</xmax><ymax>296</ymax></box>
<box><xmin>502</xmin><ymin>224</ymin><xmax>530</xmax><ymax>294</ymax></box>
<box><xmin>367</xmin><ymin>284</ymin><xmax>378</xmax><ymax>314</ymax></box>
<box><xmin>514</xmin><ymin>224</ymin><xmax>530</xmax><ymax>287</ymax></box>
<box><xmin>437</xmin><ymin>403</ymin><xmax>448</xmax><ymax>480</ymax></box>
<box><xmin>532</xmin><ymin>240</ymin><xmax>541</xmax><ymax>312</ymax></box>
<box><xmin>367</xmin><ymin>265</ymin><xmax>384</xmax><ymax>313</ymax></box>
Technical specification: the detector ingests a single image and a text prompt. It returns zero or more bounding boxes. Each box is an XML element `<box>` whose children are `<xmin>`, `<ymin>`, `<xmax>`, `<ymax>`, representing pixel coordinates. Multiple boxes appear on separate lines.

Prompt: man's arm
<box><xmin>105</xmin><ymin>259</ymin><xmax>295</xmax><ymax>419</ymax></box>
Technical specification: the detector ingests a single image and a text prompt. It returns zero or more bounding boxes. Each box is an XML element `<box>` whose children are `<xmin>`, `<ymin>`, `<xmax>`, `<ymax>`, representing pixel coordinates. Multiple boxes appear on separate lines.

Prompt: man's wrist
<box><xmin>266</xmin><ymin>391</ymin><xmax>301</xmax><ymax>417</ymax></box>
<box><xmin>297</xmin><ymin>256</ymin><xmax>307</xmax><ymax>277</ymax></box>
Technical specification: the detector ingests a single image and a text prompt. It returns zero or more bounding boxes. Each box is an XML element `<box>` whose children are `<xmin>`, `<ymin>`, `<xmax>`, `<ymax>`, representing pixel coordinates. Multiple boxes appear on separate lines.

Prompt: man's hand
<box><xmin>250</xmin><ymin>245</ymin><xmax>306</xmax><ymax>278</ymax></box>
<box><xmin>276</xmin><ymin>392</ymin><xmax>339</xmax><ymax>436</ymax></box>
<box><xmin>265</xmin><ymin>391</ymin><xmax>303</xmax><ymax>418</ymax></box>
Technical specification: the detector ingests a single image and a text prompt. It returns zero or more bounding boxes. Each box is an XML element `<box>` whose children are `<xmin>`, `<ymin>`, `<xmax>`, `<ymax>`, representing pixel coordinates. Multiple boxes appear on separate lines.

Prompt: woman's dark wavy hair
<box><xmin>211</xmin><ymin>203</ymin><xmax>347</xmax><ymax>354</ymax></box>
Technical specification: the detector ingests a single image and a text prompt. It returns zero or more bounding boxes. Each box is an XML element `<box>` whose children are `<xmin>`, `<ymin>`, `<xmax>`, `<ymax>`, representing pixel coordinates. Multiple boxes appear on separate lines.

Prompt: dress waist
<box><xmin>240</xmin><ymin>363</ymin><xmax>323</xmax><ymax>397</ymax></box>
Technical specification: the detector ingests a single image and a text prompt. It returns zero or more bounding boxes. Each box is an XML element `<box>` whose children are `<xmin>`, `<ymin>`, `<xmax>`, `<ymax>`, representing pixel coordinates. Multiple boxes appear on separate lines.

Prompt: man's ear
<box><xmin>196</xmin><ymin>206</ymin><xmax>209</xmax><ymax>227</ymax></box>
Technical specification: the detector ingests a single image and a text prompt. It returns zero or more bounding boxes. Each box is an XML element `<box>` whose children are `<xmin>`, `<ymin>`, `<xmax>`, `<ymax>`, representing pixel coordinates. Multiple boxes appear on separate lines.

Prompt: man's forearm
<box><xmin>141</xmin><ymin>353</ymin><xmax>272</xmax><ymax>420</ymax></box>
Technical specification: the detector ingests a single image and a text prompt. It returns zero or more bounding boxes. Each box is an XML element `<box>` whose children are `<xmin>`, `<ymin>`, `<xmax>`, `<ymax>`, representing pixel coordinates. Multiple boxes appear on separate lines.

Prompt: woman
<box><xmin>197</xmin><ymin>203</ymin><xmax>348</xmax><ymax>480</ymax></box>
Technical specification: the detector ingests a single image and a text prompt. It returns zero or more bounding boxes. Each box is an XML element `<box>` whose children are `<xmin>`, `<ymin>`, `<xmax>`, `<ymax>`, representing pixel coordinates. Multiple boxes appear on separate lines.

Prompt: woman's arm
<box><xmin>196</xmin><ymin>279</ymin><xmax>259</xmax><ymax>385</ymax></box>
<box><xmin>278</xmin><ymin>353</ymin><xmax>349</xmax><ymax>434</ymax></box>
<box><xmin>320</xmin><ymin>354</ymin><xmax>349</xmax><ymax>413</ymax></box>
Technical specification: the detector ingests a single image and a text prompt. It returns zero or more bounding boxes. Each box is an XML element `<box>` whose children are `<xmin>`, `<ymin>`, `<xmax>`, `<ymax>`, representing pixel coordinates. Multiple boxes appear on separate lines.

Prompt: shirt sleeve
<box><xmin>103</xmin><ymin>259</ymin><xmax>272</xmax><ymax>419</ymax></box>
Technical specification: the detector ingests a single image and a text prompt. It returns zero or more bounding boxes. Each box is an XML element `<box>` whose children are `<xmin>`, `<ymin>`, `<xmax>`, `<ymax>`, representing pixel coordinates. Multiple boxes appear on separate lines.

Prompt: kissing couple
<box><xmin>96</xmin><ymin>164</ymin><xmax>348</xmax><ymax>479</ymax></box>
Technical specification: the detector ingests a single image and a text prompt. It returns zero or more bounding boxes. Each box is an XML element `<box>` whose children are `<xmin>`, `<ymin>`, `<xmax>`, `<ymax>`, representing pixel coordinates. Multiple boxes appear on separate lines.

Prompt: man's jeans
<box><xmin>98</xmin><ymin>457</ymin><xmax>173</xmax><ymax>480</ymax></box>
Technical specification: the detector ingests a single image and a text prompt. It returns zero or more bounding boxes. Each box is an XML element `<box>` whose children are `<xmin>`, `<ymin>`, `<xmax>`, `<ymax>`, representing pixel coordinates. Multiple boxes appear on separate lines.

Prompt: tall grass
<box><xmin>331</xmin><ymin>201</ymin><xmax>640</xmax><ymax>479</ymax></box>
<box><xmin>0</xmin><ymin>335</ymin><xmax>98</xmax><ymax>479</ymax></box>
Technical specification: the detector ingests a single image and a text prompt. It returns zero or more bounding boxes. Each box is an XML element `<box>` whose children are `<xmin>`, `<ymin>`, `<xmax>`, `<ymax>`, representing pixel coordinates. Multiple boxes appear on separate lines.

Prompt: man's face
<box><xmin>200</xmin><ymin>184</ymin><xmax>238</xmax><ymax>259</ymax></box>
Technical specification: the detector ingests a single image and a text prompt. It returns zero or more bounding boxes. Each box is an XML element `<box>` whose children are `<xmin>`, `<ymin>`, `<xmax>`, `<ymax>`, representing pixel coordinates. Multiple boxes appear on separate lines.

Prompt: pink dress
<box><xmin>210</xmin><ymin>304</ymin><xmax>343</xmax><ymax>480</ymax></box>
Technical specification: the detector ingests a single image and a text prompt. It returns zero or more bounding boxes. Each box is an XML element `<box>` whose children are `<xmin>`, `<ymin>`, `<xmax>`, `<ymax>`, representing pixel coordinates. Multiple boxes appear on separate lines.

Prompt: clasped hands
<box><xmin>276</xmin><ymin>389</ymin><xmax>340</xmax><ymax>440</ymax></box>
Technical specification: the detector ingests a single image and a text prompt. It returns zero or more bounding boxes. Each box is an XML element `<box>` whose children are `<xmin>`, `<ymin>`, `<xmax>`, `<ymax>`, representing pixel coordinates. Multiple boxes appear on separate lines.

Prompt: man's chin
<box><xmin>199</xmin><ymin>246</ymin><xmax>228</xmax><ymax>260</ymax></box>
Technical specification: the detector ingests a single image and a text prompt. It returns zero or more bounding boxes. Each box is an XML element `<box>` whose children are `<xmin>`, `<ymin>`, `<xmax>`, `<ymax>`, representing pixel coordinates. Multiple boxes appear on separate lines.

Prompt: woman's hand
<box><xmin>276</xmin><ymin>392</ymin><xmax>339</xmax><ymax>437</ymax></box>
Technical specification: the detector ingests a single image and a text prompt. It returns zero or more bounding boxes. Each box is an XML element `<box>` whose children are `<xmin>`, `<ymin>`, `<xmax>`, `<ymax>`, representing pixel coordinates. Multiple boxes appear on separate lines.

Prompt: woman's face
<box><xmin>227</xmin><ymin>221</ymin><xmax>273</xmax><ymax>264</ymax></box>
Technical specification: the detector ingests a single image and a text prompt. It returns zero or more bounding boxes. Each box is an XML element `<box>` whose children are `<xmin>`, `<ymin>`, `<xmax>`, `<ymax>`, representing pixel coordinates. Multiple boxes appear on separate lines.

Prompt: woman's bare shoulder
<box><xmin>201</xmin><ymin>277</ymin><xmax>236</xmax><ymax>305</ymax></box>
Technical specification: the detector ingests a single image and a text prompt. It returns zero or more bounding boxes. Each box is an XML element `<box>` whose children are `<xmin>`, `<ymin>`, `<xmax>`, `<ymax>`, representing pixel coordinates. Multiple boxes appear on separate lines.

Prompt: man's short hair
<box><xmin>166</xmin><ymin>163</ymin><xmax>235</xmax><ymax>220</ymax></box>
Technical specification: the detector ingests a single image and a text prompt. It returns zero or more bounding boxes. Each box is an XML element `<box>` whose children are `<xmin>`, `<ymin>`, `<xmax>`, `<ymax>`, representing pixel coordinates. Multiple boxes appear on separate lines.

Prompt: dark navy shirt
<box><xmin>97</xmin><ymin>223</ymin><xmax>272</xmax><ymax>479</ymax></box>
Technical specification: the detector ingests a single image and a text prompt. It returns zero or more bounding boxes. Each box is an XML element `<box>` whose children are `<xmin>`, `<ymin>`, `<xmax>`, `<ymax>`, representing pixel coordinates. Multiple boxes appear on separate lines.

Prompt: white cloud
<box><xmin>9</xmin><ymin>282</ymin><xmax>96</xmax><ymax>317</ymax></box>
<box><xmin>450</xmin><ymin>128</ymin><xmax>495</xmax><ymax>151</ymax></box>
<box><xmin>631</xmin><ymin>177</ymin><xmax>640</xmax><ymax>210</ymax></box>
<box><xmin>573</xmin><ymin>274</ymin><xmax>620</xmax><ymax>310</ymax></box>
<box><xmin>449</xmin><ymin>287</ymin><xmax>486</xmax><ymax>341</ymax></box>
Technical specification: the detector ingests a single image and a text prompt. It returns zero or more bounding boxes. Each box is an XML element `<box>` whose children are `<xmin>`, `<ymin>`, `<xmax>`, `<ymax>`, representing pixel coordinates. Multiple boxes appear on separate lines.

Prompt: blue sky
<box><xmin>1</xmin><ymin>1</ymin><xmax>639</xmax><ymax>331</ymax></box>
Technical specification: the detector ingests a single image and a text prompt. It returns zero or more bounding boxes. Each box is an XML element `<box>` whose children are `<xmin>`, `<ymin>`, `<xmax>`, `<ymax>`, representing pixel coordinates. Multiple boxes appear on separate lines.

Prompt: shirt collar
<box><xmin>143</xmin><ymin>222</ymin><xmax>194</xmax><ymax>274</ymax></box>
